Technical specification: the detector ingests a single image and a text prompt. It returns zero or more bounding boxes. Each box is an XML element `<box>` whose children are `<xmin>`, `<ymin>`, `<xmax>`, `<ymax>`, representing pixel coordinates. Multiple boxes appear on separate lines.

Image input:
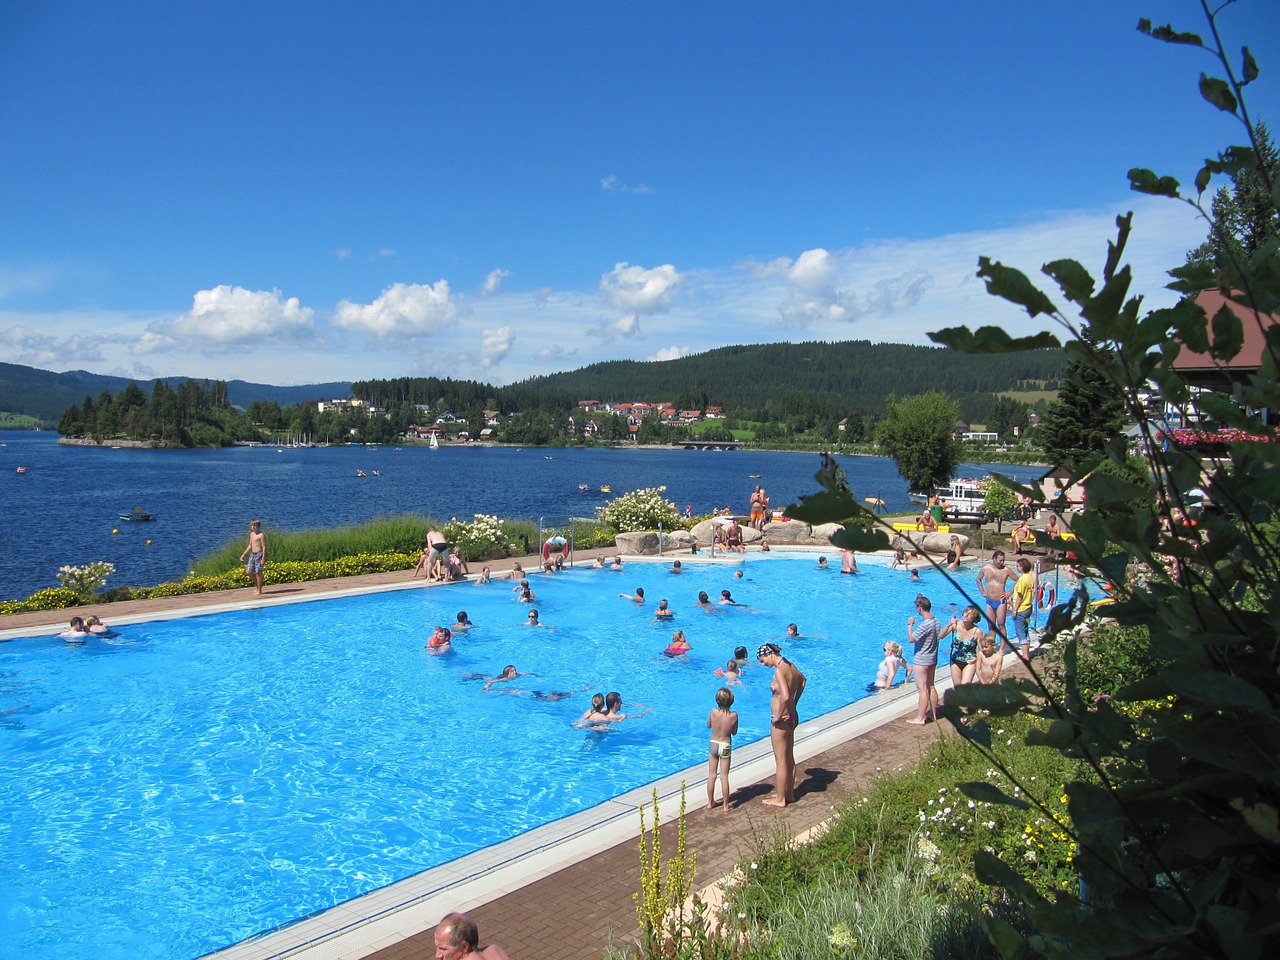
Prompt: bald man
<box><xmin>433</xmin><ymin>912</ymin><xmax>511</xmax><ymax>960</ymax></box>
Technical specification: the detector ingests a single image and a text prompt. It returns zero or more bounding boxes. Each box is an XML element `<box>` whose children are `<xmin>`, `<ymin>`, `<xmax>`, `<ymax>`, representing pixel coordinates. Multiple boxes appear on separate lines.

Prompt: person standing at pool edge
<box><xmin>239</xmin><ymin>519</ymin><xmax>266</xmax><ymax>596</ymax></box>
<box><xmin>433</xmin><ymin>911</ymin><xmax>510</xmax><ymax>960</ymax></box>
<box><xmin>758</xmin><ymin>642</ymin><xmax>806</xmax><ymax>807</ymax></box>
<box><xmin>906</xmin><ymin>595</ymin><xmax>940</xmax><ymax>724</ymax></box>
<box><xmin>706</xmin><ymin>687</ymin><xmax>739</xmax><ymax>811</ymax></box>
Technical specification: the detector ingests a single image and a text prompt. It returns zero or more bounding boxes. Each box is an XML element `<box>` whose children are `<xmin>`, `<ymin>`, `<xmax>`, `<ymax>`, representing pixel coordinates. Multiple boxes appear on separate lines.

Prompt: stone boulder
<box><xmin>892</xmin><ymin>531</ymin><xmax>970</xmax><ymax>555</ymax></box>
<box><xmin>809</xmin><ymin>522</ymin><xmax>844</xmax><ymax>545</ymax></box>
<box><xmin>758</xmin><ymin>519</ymin><xmax>814</xmax><ymax>544</ymax></box>
<box><xmin>614</xmin><ymin>530</ymin><xmax>691</xmax><ymax>556</ymax></box>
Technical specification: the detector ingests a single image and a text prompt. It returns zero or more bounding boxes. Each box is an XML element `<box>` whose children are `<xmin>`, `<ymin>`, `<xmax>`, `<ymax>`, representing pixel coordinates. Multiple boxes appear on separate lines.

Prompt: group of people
<box><xmin>412</xmin><ymin>527</ymin><xmax>470</xmax><ymax>581</ymax></box>
<box><xmin>61</xmin><ymin>614</ymin><xmax>111</xmax><ymax>641</ymax></box>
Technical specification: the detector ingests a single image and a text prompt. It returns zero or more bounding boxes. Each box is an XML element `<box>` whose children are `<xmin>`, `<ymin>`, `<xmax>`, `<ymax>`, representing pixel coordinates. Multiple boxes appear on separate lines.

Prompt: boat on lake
<box><xmin>119</xmin><ymin>510</ymin><xmax>157</xmax><ymax>522</ymax></box>
<box><xmin>909</xmin><ymin>477</ymin><xmax>988</xmax><ymax>515</ymax></box>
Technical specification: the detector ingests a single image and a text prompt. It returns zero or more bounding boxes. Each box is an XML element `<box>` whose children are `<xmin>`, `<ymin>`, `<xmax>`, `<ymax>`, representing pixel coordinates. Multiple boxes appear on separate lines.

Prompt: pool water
<box><xmin>0</xmin><ymin>555</ymin><xmax>973</xmax><ymax>960</ymax></box>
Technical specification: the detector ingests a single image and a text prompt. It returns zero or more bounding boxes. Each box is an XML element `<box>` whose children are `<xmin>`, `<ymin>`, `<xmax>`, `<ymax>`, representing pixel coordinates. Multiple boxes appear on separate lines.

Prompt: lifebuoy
<box><xmin>543</xmin><ymin>536</ymin><xmax>567</xmax><ymax>560</ymax></box>
<box><xmin>1037</xmin><ymin>583</ymin><xmax>1056</xmax><ymax>611</ymax></box>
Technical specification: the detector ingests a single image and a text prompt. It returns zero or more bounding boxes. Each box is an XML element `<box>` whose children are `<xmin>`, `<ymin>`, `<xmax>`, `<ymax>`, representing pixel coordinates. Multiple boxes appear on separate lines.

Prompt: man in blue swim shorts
<box><xmin>976</xmin><ymin>549</ymin><xmax>1017</xmax><ymax>649</ymax></box>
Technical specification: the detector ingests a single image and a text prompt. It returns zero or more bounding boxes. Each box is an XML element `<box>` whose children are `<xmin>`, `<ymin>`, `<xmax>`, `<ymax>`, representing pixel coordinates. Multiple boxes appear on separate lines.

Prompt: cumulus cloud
<box><xmin>600</xmin><ymin>174</ymin><xmax>655</xmax><ymax>194</ymax></box>
<box><xmin>648</xmin><ymin>345</ymin><xmax>690</xmax><ymax>361</ymax></box>
<box><xmin>333</xmin><ymin>280</ymin><xmax>458</xmax><ymax>338</ymax></box>
<box><xmin>478</xmin><ymin>325</ymin><xmax>513</xmax><ymax>367</ymax></box>
<box><xmin>589</xmin><ymin>312</ymin><xmax>644</xmax><ymax>341</ymax></box>
<box><xmin>1</xmin><ymin>324</ymin><xmax>109</xmax><ymax>366</ymax></box>
<box><xmin>482</xmin><ymin>268</ymin><xmax>511</xmax><ymax>295</ymax></box>
<box><xmin>138</xmin><ymin>285</ymin><xmax>316</xmax><ymax>353</ymax></box>
<box><xmin>600</xmin><ymin>262</ymin><xmax>682</xmax><ymax>314</ymax></box>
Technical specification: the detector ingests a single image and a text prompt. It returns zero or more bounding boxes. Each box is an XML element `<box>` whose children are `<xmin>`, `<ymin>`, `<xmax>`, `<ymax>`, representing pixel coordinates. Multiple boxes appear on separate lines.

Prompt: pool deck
<box><xmin>3</xmin><ymin>549</ymin><xmax>990</xmax><ymax>960</ymax></box>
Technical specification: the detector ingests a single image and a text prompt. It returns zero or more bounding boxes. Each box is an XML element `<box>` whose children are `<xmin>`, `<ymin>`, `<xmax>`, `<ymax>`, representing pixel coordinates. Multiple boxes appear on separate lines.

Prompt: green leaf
<box><xmin>977</xmin><ymin>913</ymin><xmax>1024</xmax><ymax>960</ymax></box>
<box><xmin>1128</xmin><ymin>168</ymin><xmax>1181</xmax><ymax>198</ymax></box>
<box><xmin>1083</xmin><ymin>472</ymin><xmax>1147</xmax><ymax>507</ymax></box>
<box><xmin>1137</xmin><ymin>20</ymin><xmax>1203</xmax><ymax>47</ymax></box>
<box><xmin>1042</xmin><ymin>258</ymin><xmax>1096</xmax><ymax>303</ymax></box>
<box><xmin>1162</xmin><ymin>663</ymin><xmax>1271</xmax><ymax>711</ymax></box>
<box><xmin>959</xmin><ymin>780</ymin><xmax>1031</xmax><ymax>810</ymax></box>
<box><xmin>943</xmin><ymin>682</ymin><xmax>1030</xmax><ymax>714</ymax></box>
<box><xmin>1068</xmin><ymin>781</ymin><xmax>1124</xmax><ymax>848</ymax></box>
<box><xmin>1241</xmin><ymin>46</ymin><xmax>1259</xmax><ymax>85</ymax></box>
<box><xmin>1024</xmin><ymin>719</ymin><xmax>1076</xmax><ymax>750</ymax></box>
<box><xmin>1166</xmin><ymin>260</ymin><xmax>1216</xmax><ymax>296</ymax></box>
<box><xmin>1195</xmin><ymin>164</ymin><xmax>1212</xmax><ymax>195</ymax></box>
<box><xmin>1230</xmin><ymin>798</ymin><xmax>1280</xmax><ymax>843</ymax></box>
<box><xmin>1209</xmin><ymin>303</ymin><xmax>1244</xmax><ymax>361</ymax></box>
<box><xmin>973</xmin><ymin>849</ymin><xmax>1043</xmax><ymax>901</ymax></box>
<box><xmin>976</xmin><ymin>257</ymin><xmax>1059</xmax><ymax>317</ymax></box>
<box><xmin>827</xmin><ymin>525</ymin><xmax>889</xmax><ymax>552</ymax></box>
<box><xmin>782</xmin><ymin>489</ymin><xmax>859</xmax><ymax>525</ymax></box>
<box><xmin>1199</xmin><ymin>73</ymin><xmax>1238</xmax><ymax>114</ymax></box>
<box><xmin>928</xmin><ymin>325</ymin><xmax>1061</xmax><ymax>353</ymax></box>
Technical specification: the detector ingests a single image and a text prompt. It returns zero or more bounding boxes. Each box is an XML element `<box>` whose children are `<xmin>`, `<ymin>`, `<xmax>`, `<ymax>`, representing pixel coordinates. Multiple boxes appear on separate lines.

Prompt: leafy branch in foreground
<box><xmin>931</xmin><ymin>6</ymin><xmax>1279</xmax><ymax>958</ymax></box>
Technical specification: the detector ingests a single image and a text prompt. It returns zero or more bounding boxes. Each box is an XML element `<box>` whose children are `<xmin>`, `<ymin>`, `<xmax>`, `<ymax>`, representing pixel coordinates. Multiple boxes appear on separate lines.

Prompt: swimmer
<box><xmin>482</xmin><ymin>664</ymin><xmax>539</xmax><ymax>691</ymax></box>
<box><xmin>426</xmin><ymin>625</ymin><xmax>453</xmax><ymax>653</ymax></box>
<box><xmin>653</xmin><ymin>599</ymin><xmax>674</xmax><ymax>620</ymax></box>
<box><xmin>592</xmin><ymin>556</ymin><xmax>605</xmax><ymax>569</ymax></box>
<box><xmin>706</xmin><ymin>687</ymin><xmax>739</xmax><ymax>811</ymax></box>
<box><xmin>498</xmin><ymin>562</ymin><xmax>525</xmax><ymax>581</ymax></box>
<box><xmin>474</xmin><ymin>566</ymin><xmax>492</xmax><ymax>584</ymax></box>
<box><xmin>759</xmin><ymin>539</ymin><xmax>770</xmax><ymax>552</ymax></box>
<box><xmin>719</xmin><ymin>590</ymin><xmax>740</xmax><ymax>606</ymax></box>
<box><xmin>603</xmin><ymin>690</ymin><xmax>652</xmax><ymax>722</ymax></box>
<box><xmin>875</xmin><ymin>641</ymin><xmax>912</xmax><ymax>689</ymax></box>
<box><xmin>670</xmin><ymin>560</ymin><xmax>683</xmax><ymax>573</ymax></box>
<box><xmin>817</xmin><ymin>556</ymin><xmax>828</xmax><ymax>569</ymax></box>
<box><xmin>619</xmin><ymin>586</ymin><xmax>645</xmax><ymax>604</ymax></box>
<box><xmin>516</xmin><ymin>579</ymin><xmax>536</xmax><ymax>602</ymax></box>
<box><xmin>890</xmin><ymin>545</ymin><xmax>907</xmax><ymax>569</ymax></box>
<box><xmin>841</xmin><ymin>550</ymin><xmax>859</xmax><ymax>574</ymax></box>
<box><xmin>695</xmin><ymin>590</ymin><xmax>716</xmax><ymax>611</ymax></box>
<box><xmin>664</xmin><ymin>630</ymin><xmax>692</xmax><ymax>657</ymax></box>
<box><xmin>715</xmin><ymin>659</ymin><xmax>744</xmax><ymax>685</ymax></box>
<box><xmin>525</xmin><ymin>609</ymin><xmax>549</xmax><ymax>628</ymax></box>
<box><xmin>85</xmin><ymin>615</ymin><xmax>110</xmax><ymax>634</ymax></box>
<box><xmin>908</xmin><ymin>568</ymin><xmax>921</xmax><ymax>582</ymax></box>
<box><xmin>452</xmin><ymin>611</ymin><xmax>475</xmax><ymax>631</ymax></box>
<box><xmin>610</xmin><ymin>556</ymin><xmax>624</xmax><ymax>570</ymax></box>
<box><xmin>580</xmin><ymin>693</ymin><xmax>609</xmax><ymax>722</ymax></box>
<box><xmin>733</xmin><ymin>569</ymin><xmax>744</xmax><ymax>579</ymax></box>
<box><xmin>61</xmin><ymin>616</ymin><xmax>90</xmax><ymax>641</ymax></box>
<box><xmin>732</xmin><ymin>646</ymin><xmax>751</xmax><ymax>668</ymax></box>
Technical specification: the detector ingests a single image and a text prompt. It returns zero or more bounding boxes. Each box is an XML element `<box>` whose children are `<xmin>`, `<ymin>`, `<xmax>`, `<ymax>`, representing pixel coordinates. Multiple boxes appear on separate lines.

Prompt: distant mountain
<box><xmin>0</xmin><ymin>362</ymin><xmax>352</xmax><ymax>424</ymax></box>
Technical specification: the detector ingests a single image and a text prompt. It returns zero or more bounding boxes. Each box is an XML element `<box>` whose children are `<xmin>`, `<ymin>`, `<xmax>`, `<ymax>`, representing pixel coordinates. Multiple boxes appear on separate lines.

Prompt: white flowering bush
<box><xmin>443</xmin><ymin>513</ymin><xmax>512</xmax><ymax>561</ymax></box>
<box><xmin>56</xmin><ymin>561</ymin><xmax>116</xmax><ymax>603</ymax></box>
<box><xmin>596</xmin><ymin>486</ymin><xmax>683</xmax><ymax>533</ymax></box>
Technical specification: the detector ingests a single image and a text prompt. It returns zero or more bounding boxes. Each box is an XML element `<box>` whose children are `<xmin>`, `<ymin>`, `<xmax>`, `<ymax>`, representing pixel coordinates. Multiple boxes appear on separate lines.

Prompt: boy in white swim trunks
<box><xmin>706</xmin><ymin>687</ymin><xmax>739</xmax><ymax>812</ymax></box>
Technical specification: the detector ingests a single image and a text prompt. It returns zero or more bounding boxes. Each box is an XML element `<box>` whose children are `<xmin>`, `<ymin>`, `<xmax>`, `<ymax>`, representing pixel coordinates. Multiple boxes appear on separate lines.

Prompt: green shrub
<box><xmin>442</xmin><ymin>513</ymin><xmax>512</xmax><ymax>561</ymax></box>
<box><xmin>597</xmin><ymin>487</ymin><xmax>683</xmax><ymax>533</ymax></box>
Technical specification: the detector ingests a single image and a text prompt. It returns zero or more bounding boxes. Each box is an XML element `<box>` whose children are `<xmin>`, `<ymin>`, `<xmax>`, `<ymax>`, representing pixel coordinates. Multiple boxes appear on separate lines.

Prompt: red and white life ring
<box><xmin>543</xmin><ymin>536</ymin><xmax>567</xmax><ymax>560</ymax></box>
<box><xmin>1036</xmin><ymin>583</ymin><xmax>1056</xmax><ymax>611</ymax></box>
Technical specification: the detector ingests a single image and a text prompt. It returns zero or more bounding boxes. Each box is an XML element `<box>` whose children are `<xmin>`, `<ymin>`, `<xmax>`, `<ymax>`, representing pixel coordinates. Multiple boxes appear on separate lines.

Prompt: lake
<box><xmin>0</xmin><ymin>431</ymin><xmax>1044</xmax><ymax>602</ymax></box>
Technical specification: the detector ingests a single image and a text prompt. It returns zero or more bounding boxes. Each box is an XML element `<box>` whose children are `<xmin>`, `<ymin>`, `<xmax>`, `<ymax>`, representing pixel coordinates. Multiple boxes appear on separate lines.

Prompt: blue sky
<box><xmin>2</xmin><ymin>1</ymin><xmax>1277</xmax><ymax>387</ymax></box>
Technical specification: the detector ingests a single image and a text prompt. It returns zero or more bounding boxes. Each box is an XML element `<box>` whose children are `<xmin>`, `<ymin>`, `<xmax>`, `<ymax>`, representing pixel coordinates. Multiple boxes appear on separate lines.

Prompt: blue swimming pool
<box><xmin>0</xmin><ymin>555</ymin><xmax>975</xmax><ymax>960</ymax></box>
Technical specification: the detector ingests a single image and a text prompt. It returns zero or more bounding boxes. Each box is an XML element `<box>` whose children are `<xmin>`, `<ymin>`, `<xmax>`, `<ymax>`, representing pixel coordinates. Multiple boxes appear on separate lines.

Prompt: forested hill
<box><xmin>0</xmin><ymin>362</ymin><xmax>351</xmax><ymax>423</ymax></box>
<box><xmin>514</xmin><ymin>341</ymin><xmax>1063</xmax><ymax>415</ymax></box>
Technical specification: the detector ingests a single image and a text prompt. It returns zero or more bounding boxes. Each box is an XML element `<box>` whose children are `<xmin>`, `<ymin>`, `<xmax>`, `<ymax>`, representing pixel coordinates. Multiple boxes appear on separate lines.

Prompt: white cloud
<box><xmin>478</xmin><ymin>325</ymin><xmax>513</xmax><ymax>367</ymax></box>
<box><xmin>600</xmin><ymin>174</ymin><xmax>655</xmax><ymax>195</ymax></box>
<box><xmin>600</xmin><ymin>262</ymin><xmax>682</xmax><ymax>314</ymax></box>
<box><xmin>139</xmin><ymin>285</ymin><xmax>316</xmax><ymax>353</ymax></box>
<box><xmin>377</xmin><ymin>248</ymin><xmax>396</xmax><ymax>258</ymax></box>
<box><xmin>335</xmin><ymin>248</ymin><xmax>351</xmax><ymax>261</ymax></box>
<box><xmin>333</xmin><ymin>280</ymin><xmax>458</xmax><ymax>338</ymax></box>
<box><xmin>590</xmin><ymin>312</ymin><xmax>643</xmax><ymax>341</ymax></box>
<box><xmin>482</xmin><ymin>268</ymin><xmax>511</xmax><ymax>295</ymax></box>
<box><xmin>648</xmin><ymin>345</ymin><xmax>690</xmax><ymax>361</ymax></box>
<box><xmin>1</xmin><ymin>325</ymin><xmax>109</xmax><ymax>366</ymax></box>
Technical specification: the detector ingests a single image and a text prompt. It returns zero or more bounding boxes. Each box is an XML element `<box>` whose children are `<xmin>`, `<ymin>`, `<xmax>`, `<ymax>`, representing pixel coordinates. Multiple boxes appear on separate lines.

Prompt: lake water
<box><xmin>0</xmin><ymin>432</ymin><xmax>1043</xmax><ymax>602</ymax></box>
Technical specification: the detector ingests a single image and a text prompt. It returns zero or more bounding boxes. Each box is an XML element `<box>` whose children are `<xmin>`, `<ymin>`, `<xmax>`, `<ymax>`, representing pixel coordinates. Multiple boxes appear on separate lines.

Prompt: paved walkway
<box><xmin>2</xmin><ymin>551</ymin><xmax>969</xmax><ymax>960</ymax></box>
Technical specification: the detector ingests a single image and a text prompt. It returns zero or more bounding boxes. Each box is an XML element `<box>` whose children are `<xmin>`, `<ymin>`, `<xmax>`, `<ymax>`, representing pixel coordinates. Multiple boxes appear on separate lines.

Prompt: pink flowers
<box><xmin>1158</xmin><ymin>427</ymin><xmax>1274</xmax><ymax>446</ymax></box>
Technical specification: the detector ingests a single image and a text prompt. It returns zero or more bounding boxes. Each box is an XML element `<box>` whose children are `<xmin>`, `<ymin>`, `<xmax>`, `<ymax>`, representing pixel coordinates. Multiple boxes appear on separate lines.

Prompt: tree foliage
<box><xmin>791</xmin><ymin>8</ymin><xmax>1279</xmax><ymax>957</ymax></box>
<box><xmin>874</xmin><ymin>391</ymin><xmax>962</xmax><ymax>492</ymax></box>
<box><xmin>1036</xmin><ymin>332</ymin><xmax>1126</xmax><ymax>471</ymax></box>
<box><xmin>56</xmin><ymin>378</ymin><xmax>259</xmax><ymax>447</ymax></box>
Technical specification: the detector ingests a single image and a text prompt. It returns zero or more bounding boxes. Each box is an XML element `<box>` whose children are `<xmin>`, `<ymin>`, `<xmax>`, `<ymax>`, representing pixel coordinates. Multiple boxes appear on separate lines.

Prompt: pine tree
<box><xmin>1037</xmin><ymin>335</ymin><xmax>1125</xmax><ymax>472</ymax></box>
<box><xmin>1185</xmin><ymin>121</ymin><xmax>1279</xmax><ymax>273</ymax></box>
